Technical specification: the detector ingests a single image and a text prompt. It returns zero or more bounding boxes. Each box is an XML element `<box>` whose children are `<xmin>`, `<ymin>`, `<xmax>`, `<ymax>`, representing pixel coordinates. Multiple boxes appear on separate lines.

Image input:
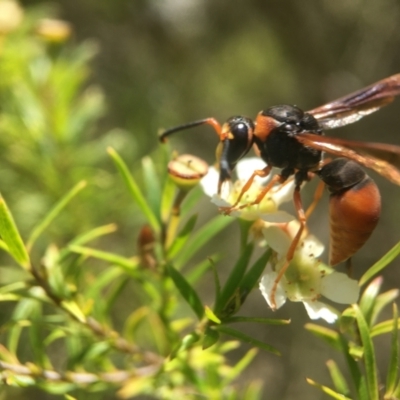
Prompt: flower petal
<box><xmin>210</xmin><ymin>195</ymin><xmax>231</xmax><ymax>208</ymax></box>
<box><xmin>236</xmin><ymin>158</ymin><xmax>269</xmax><ymax>182</ymax></box>
<box><xmin>270</xmin><ymin>180</ymin><xmax>295</xmax><ymax>205</ymax></box>
<box><xmin>201</xmin><ymin>167</ymin><xmax>233</xmax><ymax>201</ymax></box>
<box><xmin>302</xmin><ymin>300</ymin><xmax>338</xmax><ymax>323</ymax></box>
<box><xmin>259</xmin><ymin>267</ymin><xmax>287</xmax><ymax>310</ymax></box>
<box><xmin>262</xmin><ymin>225</ymin><xmax>292</xmax><ymax>255</ymax></box>
<box><xmin>260</xmin><ymin>210</ymin><xmax>296</xmax><ymax>223</ymax></box>
<box><xmin>301</xmin><ymin>234</ymin><xmax>325</xmax><ymax>258</ymax></box>
<box><xmin>321</xmin><ymin>272</ymin><xmax>360</xmax><ymax>304</ymax></box>
<box><xmin>200</xmin><ymin>167</ymin><xmax>219</xmax><ymax>197</ymax></box>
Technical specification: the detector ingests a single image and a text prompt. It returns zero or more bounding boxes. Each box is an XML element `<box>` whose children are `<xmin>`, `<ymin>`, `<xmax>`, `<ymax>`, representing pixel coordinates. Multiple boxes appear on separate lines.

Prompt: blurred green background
<box><xmin>1</xmin><ymin>0</ymin><xmax>400</xmax><ymax>399</ymax></box>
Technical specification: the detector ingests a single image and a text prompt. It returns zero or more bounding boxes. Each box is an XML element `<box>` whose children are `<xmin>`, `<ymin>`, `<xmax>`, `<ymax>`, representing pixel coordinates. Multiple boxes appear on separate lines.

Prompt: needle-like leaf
<box><xmin>0</xmin><ymin>195</ymin><xmax>30</xmax><ymax>269</ymax></box>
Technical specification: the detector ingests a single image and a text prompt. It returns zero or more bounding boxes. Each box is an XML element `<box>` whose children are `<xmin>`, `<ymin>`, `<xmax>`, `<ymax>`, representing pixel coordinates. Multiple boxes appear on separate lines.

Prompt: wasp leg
<box><xmin>305</xmin><ymin>179</ymin><xmax>325</xmax><ymax>219</ymax></box>
<box><xmin>269</xmin><ymin>184</ymin><xmax>306</xmax><ymax>310</ymax></box>
<box><xmin>345</xmin><ymin>258</ymin><xmax>353</xmax><ymax>278</ymax></box>
<box><xmin>219</xmin><ymin>165</ymin><xmax>272</xmax><ymax>214</ymax></box>
<box><xmin>304</xmin><ymin>157</ymin><xmax>334</xmax><ymax>219</ymax></box>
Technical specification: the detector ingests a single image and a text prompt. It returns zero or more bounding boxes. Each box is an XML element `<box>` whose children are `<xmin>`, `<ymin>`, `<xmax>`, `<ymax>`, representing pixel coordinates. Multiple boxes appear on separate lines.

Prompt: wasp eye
<box><xmin>227</xmin><ymin>116</ymin><xmax>254</xmax><ymax>140</ymax></box>
<box><xmin>231</xmin><ymin>122</ymin><xmax>249</xmax><ymax>138</ymax></box>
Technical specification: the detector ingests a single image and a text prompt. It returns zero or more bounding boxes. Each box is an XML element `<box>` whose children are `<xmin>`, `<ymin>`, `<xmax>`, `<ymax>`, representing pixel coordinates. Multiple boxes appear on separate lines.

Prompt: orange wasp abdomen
<box><xmin>318</xmin><ymin>158</ymin><xmax>381</xmax><ymax>266</ymax></box>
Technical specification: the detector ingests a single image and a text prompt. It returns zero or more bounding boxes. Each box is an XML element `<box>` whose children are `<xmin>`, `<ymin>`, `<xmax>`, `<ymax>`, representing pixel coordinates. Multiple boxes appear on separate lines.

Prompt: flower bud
<box><xmin>137</xmin><ymin>225</ymin><xmax>156</xmax><ymax>270</ymax></box>
<box><xmin>36</xmin><ymin>18</ymin><xmax>72</xmax><ymax>43</ymax></box>
<box><xmin>168</xmin><ymin>154</ymin><xmax>208</xmax><ymax>191</ymax></box>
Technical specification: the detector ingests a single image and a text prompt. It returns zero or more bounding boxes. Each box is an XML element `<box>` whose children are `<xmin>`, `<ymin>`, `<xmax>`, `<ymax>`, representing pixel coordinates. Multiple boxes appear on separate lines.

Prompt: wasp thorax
<box><xmin>261</xmin><ymin>105</ymin><xmax>304</xmax><ymax>123</ymax></box>
<box><xmin>261</xmin><ymin>105</ymin><xmax>321</xmax><ymax>134</ymax></box>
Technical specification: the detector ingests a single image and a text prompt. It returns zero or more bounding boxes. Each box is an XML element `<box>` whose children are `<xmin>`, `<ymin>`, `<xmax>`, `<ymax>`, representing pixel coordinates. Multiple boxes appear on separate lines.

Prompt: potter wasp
<box><xmin>159</xmin><ymin>73</ymin><xmax>400</xmax><ymax>309</ymax></box>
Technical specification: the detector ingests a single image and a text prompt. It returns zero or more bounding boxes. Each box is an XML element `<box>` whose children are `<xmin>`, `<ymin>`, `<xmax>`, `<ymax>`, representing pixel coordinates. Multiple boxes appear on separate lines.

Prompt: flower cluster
<box><xmin>200</xmin><ymin>158</ymin><xmax>360</xmax><ymax>323</ymax></box>
<box><xmin>201</xmin><ymin>158</ymin><xmax>295</xmax><ymax>223</ymax></box>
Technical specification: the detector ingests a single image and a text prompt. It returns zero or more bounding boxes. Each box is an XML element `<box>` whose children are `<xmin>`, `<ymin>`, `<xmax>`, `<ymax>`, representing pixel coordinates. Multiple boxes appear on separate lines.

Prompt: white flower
<box><xmin>259</xmin><ymin>220</ymin><xmax>360</xmax><ymax>323</ymax></box>
<box><xmin>200</xmin><ymin>158</ymin><xmax>295</xmax><ymax>222</ymax></box>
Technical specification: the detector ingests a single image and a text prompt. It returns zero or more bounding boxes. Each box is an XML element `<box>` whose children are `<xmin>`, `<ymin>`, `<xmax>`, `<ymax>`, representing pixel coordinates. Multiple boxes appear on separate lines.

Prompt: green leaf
<box><xmin>304</xmin><ymin>323</ymin><xmax>341</xmax><ymax>351</ymax></box>
<box><xmin>349</xmin><ymin>344</ymin><xmax>364</xmax><ymax>359</ymax></box>
<box><xmin>108</xmin><ymin>147</ymin><xmax>160</xmax><ymax>233</ymax></box>
<box><xmin>175</xmin><ymin>215</ymin><xmax>233</xmax><ymax>268</ymax></box>
<box><xmin>142</xmin><ymin>156</ymin><xmax>162</xmax><ymax>217</ymax></box>
<box><xmin>0</xmin><ymin>281</ymin><xmax>27</xmax><ymax>294</ymax></box>
<box><xmin>223</xmin><ymin>348</ymin><xmax>258</xmax><ymax>384</ymax></box>
<box><xmin>340</xmin><ymin>307</ymin><xmax>357</xmax><ymax>334</ymax></box>
<box><xmin>8</xmin><ymin>324</ymin><xmax>23</xmax><ymax>359</ymax></box>
<box><xmin>118</xmin><ymin>376</ymin><xmax>152</xmax><ymax>399</ymax></box>
<box><xmin>326</xmin><ymin>359</ymin><xmax>351</xmax><ymax>396</ymax></box>
<box><xmin>241</xmin><ymin>381</ymin><xmax>264</xmax><ymax>400</ymax></box>
<box><xmin>29</xmin><ymin>304</ymin><xmax>50</xmax><ymax>368</ymax></box>
<box><xmin>26</xmin><ymin>181</ymin><xmax>87</xmax><ymax>251</ymax></box>
<box><xmin>167</xmin><ymin>265</ymin><xmax>204</xmax><ymax>320</ymax></box>
<box><xmin>0</xmin><ymin>344</ymin><xmax>19</xmax><ymax>363</ymax></box>
<box><xmin>0</xmin><ymin>293</ymin><xmax>20</xmax><ymax>301</ymax></box>
<box><xmin>359</xmin><ymin>241</ymin><xmax>400</xmax><ymax>286</ymax></box>
<box><xmin>123</xmin><ymin>307</ymin><xmax>151</xmax><ymax>342</ymax></box>
<box><xmin>210</xmin><ymin>257</ymin><xmax>221</xmax><ymax>306</ymax></box>
<box><xmin>179</xmin><ymin>186</ymin><xmax>204</xmax><ymax>217</ymax></box>
<box><xmin>42</xmin><ymin>245</ymin><xmax>70</xmax><ymax>299</ymax></box>
<box><xmin>80</xmin><ymin>341</ymin><xmax>111</xmax><ymax>363</ymax></box>
<box><xmin>61</xmin><ymin>300</ymin><xmax>86</xmax><ymax>323</ymax></box>
<box><xmin>9</xmin><ymin>299</ymin><xmax>39</xmax><ymax>354</ymax></box>
<box><xmin>37</xmin><ymin>382</ymin><xmax>77</xmax><ymax>395</ymax></box>
<box><xmin>359</xmin><ymin>276</ymin><xmax>383</xmax><ymax>327</ymax></box>
<box><xmin>215</xmin><ymin>242</ymin><xmax>253</xmax><ymax>316</ymax></box>
<box><xmin>353</xmin><ymin>371</ymin><xmax>369</xmax><ymax>399</ymax></box>
<box><xmin>204</xmin><ymin>305</ymin><xmax>221</xmax><ymax>324</ymax></box>
<box><xmin>202</xmin><ymin>326</ymin><xmax>219</xmax><ymax>349</ymax></box>
<box><xmin>69</xmin><ymin>245</ymin><xmax>139</xmax><ymax>274</ymax></box>
<box><xmin>337</xmin><ymin>342</ymin><xmax>367</xmax><ymax>400</ymax></box>
<box><xmin>371</xmin><ymin>318</ymin><xmax>400</xmax><ymax>337</ymax></box>
<box><xmin>238</xmin><ymin>219</ymin><xmax>253</xmax><ymax>250</ymax></box>
<box><xmin>186</xmin><ymin>254</ymin><xmax>220</xmax><ymax>284</ymax></box>
<box><xmin>239</xmin><ymin>248</ymin><xmax>272</xmax><ymax>300</ymax></box>
<box><xmin>385</xmin><ymin>303</ymin><xmax>399</xmax><ymax>397</ymax></box>
<box><xmin>217</xmin><ymin>325</ymin><xmax>280</xmax><ymax>355</ymax></box>
<box><xmin>371</xmin><ymin>289</ymin><xmax>399</xmax><ymax>326</ymax></box>
<box><xmin>353</xmin><ymin>304</ymin><xmax>379</xmax><ymax>400</ymax></box>
<box><xmin>58</xmin><ymin>223</ymin><xmax>118</xmax><ymax>261</ymax></box>
<box><xmin>0</xmin><ymin>238</ymin><xmax>10</xmax><ymax>253</ymax></box>
<box><xmin>223</xmin><ymin>316</ymin><xmax>290</xmax><ymax>325</ymax></box>
<box><xmin>306</xmin><ymin>378</ymin><xmax>352</xmax><ymax>400</ymax></box>
<box><xmin>167</xmin><ymin>214</ymin><xmax>198</xmax><ymax>259</ymax></box>
<box><xmin>44</xmin><ymin>329</ymin><xmax>67</xmax><ymax>347</ymax></box>
<box><xmin>160</xmin><ymin>176</ymin><xmax>176</xmax><ymax>224</ymax></box>
<box><xmin>0</xmin><ymin>195</ymin><xmax>30</xmax><ymax>269</ymax></box>
<box><xmin>102</xmin><ymin>275</ymin><xmax>130</xmax><ymax>315</ymax></box>
<box><xmin>86</xmin><ymin>267</ymin><xmax>124</xmax><ymax>301</ymax></box>
<box><xmin>8</xmin><ymin>374</ymin><xmax>35</xmax><ymax>387</ymax></box>
<box><xmin>170</xmin><ymin>332</ymin><xmax>200</xmax><ymax>359</ymax></box>
<box><xmin>394</xmin><ymin>381</ymin><xmax>400</xmax><ymax>398</ymax></box>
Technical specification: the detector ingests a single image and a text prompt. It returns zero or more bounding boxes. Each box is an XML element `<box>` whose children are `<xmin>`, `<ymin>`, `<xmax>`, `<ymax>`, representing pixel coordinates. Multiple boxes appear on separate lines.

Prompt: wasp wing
<box><xmin>296</xmin><ymin>132</ymin><xmax>400</xmax><ymax>185</ymax></box>
<box><xmin>307</xmin><ymin>73</ymin><xmax>400</xmax><ymax>130</ymax></box>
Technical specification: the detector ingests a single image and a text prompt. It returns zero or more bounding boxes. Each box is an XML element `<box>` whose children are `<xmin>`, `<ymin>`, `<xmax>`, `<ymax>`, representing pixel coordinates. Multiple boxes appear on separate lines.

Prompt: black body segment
<box><xmin>254</xmin><ymin>105</ymin><xmax>323</xmax><ymax>180</ymax></box>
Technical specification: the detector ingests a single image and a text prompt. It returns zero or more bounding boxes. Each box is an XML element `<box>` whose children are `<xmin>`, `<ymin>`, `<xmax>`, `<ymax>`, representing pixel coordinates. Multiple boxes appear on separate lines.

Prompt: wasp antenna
<box><xmin>159</xmin><ymin>118</ymin><xmax>222</xmax><ymax>143</ymax></box>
